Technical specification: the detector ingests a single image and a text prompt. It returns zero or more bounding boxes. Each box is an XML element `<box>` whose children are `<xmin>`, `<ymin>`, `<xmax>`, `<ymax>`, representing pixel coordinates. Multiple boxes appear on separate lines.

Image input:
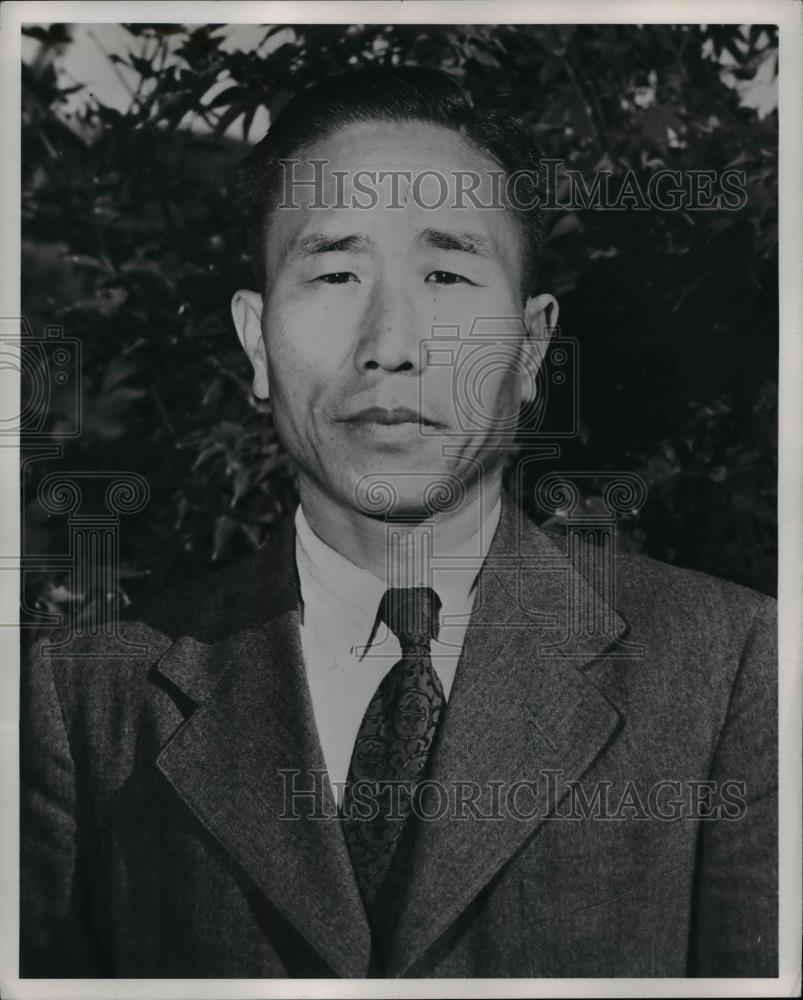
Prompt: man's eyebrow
<box><xmin>291</xmin><ymin>233</ymin><xmax>371</xmax><ymax>257</ymax></box>
<box><xmin>417</xmin><ymin>228</ymin><xmax>495</xmax><ymax>257</ymax></box>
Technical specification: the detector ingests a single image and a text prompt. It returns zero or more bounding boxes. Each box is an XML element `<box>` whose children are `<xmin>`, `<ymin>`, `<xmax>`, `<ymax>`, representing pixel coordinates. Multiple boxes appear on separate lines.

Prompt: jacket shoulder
<box><xmin>540</xmin><ymin>519</ymin><xmax>775</xmax><ymax>646</ymax></box>
<box><xmin>26</xmin><ymin>518</ymin><xmax>295</xmax><ymax>688</ymax></box>
<box><xmin>614</xmin><ymin>544</ymin><xmax>775</xmax><ymax>628</ymax></box>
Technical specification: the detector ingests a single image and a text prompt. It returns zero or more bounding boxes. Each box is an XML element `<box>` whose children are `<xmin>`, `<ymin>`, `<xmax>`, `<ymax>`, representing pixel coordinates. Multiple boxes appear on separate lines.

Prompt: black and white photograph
<box><xmin>1</xmin><ymin>1</ymin><xmax>800</xmax><ymax>996</ymax></box>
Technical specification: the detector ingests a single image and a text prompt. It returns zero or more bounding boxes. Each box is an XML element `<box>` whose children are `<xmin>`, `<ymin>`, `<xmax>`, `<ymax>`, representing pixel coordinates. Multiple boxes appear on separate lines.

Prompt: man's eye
<box><xmin>316</xmin><ymin>272</ymin><xmax>358</xmax><ymax>284</ymax></box>
<box><xmin>426</xmin><ymin>271</ymin><xmax>472</xmax><ymax>286</ymax></box>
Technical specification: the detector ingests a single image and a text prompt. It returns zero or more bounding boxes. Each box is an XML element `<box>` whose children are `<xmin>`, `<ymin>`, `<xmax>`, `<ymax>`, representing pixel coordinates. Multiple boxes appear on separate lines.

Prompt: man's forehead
<box><xmin>267</xmin><ymin>119</ymin><xmax>517</xmax><ymax>264</ymax></box>
<box><xmin>277</xmin><ymin>118</ymin><xmax>510</xmax><ymax>212</ymax></box>
<box><xmin>302</xmin><ymin>118</ymin><xmax>501</xmax><ymax>173</ymax></box>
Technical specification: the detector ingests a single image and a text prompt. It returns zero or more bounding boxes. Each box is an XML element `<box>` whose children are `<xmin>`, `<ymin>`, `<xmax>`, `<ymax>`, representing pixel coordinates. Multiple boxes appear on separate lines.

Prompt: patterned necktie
<box><xmin>342</xmin><ymin>587</ymin><xmax>445</xmax><ymax>952</ymax></box>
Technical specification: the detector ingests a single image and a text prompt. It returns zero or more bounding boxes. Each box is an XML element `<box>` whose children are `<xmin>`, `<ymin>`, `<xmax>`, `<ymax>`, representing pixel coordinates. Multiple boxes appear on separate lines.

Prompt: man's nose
<box><xmin>354</xmin><ymin>278</ymin><xmax>424</xmax><ymax>374</ymax></box>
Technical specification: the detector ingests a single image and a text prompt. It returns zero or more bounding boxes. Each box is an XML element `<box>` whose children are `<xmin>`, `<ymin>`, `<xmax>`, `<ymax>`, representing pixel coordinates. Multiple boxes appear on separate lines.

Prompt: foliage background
<box><xmin>21</xmin><ymin>22</ymin><xmax>778</xmax><ymax>630</ymax></box>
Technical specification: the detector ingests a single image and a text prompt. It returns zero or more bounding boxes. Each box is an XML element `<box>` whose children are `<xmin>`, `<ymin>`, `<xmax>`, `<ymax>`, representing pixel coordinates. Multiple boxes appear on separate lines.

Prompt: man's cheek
<box><xmin>423</xmin><ymin>346</ymin><xmax>518</xmax><ymax>429</ymax></box>
<box><xmin>273</xmin><ymin>308</ymin><xmax>354</xmax><ymax>369</ymax></box>
<box><xmin>268</xmin><ymin>316</ymin><xmax>319</xmax><ymax>376</ymax></box>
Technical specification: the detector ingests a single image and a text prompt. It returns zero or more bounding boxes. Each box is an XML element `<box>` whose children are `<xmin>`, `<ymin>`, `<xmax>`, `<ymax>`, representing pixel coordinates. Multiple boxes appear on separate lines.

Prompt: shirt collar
<box><xmin>295</xmin><ymin>505</ymin><xmax>388</xmax><ymax>652</ymax></box>
<box><xmin>294</xmin><ymin>497</ymin><xmax>501</xmax><ymax>652</ymax></box>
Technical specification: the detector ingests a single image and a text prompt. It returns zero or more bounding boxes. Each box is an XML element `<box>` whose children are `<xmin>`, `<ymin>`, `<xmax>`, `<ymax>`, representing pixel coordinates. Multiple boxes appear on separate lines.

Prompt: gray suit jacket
<box><xmin>20</xmin><ymin>496</ymin><xmax>778</xmax><ymax>978</ymax></box>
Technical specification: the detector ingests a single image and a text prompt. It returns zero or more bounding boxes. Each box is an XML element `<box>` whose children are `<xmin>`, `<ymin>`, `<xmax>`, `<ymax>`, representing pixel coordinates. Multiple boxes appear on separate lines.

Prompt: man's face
<box><xmin>233</xmin><ymin>119</ymin><xmax>557</xmax><ymax>518</ymax></box>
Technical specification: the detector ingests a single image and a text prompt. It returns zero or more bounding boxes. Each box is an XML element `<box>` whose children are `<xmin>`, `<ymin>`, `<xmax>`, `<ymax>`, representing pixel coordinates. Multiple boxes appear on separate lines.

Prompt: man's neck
<box><xmin>297</xmin><ymin>474</ymin><xmax>503</xmax><ymax>585</ymax></box>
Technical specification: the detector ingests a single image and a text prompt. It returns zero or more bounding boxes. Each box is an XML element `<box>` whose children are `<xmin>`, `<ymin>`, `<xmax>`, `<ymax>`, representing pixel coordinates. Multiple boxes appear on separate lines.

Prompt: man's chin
<box><xmin>346</xmin><ymin>467</ymin><xmax>469</xmax><ymax>521</ymax></box>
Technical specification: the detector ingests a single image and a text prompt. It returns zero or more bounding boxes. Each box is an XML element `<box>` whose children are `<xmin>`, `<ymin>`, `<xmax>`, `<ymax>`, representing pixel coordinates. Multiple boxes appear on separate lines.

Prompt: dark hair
<box><xmin>235</xmin><ymin>65</ymin><xmax>548</xmax><ymax>300</ymax></box>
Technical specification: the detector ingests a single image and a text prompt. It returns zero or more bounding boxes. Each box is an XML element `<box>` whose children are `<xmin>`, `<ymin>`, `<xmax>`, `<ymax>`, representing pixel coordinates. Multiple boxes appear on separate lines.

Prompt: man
<box><xmin>21</xmin><ymin>66</ymin><xmax>777</xmax><ymax>979</ymax></box>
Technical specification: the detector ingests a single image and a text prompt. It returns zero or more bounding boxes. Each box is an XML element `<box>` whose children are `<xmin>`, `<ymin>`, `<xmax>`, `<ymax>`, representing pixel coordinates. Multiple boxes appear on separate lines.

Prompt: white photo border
<box><xmin>1</xmin><ymin>2</ymin><xmax>799</xmax><ymax>998</ymax></box>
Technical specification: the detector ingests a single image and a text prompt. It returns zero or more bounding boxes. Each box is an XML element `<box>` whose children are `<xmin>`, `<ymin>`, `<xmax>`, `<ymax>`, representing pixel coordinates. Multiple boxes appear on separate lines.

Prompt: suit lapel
<box><xmin>389</xmin><ymin>497</ymin><xmax>629</xmax><ymax>976</ymax></box>
<box><xmin>153</xmin><ymin>522</ymin><xmax>371</xmax><ymax>978</ymax></box>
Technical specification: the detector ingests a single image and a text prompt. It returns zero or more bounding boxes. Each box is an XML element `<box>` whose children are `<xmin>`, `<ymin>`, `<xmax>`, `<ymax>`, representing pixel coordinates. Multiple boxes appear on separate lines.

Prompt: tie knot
<box><xmin>378</xmin><ymin>587</ymin><xmax>441</xmax><ymax>649</ymax></box>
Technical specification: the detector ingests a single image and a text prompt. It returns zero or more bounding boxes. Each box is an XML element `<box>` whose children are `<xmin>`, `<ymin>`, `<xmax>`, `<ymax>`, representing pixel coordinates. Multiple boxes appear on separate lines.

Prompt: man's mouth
<box><xmin>338</xmin><ymin>406</ymin><xmax>442</xmax><ymax>428</ymax></box>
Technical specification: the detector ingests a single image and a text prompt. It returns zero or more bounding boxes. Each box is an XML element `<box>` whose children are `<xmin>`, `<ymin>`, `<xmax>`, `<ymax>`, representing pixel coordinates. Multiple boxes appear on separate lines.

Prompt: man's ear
<box><xmin>520</xmin><ymin>293</ymin><xmax>560</xmax><ymax>404</ymax></box>
<box><xmin>231</xmin><ymin>289</ymin><xmax>269</xmax><ymax>399</ymax></box>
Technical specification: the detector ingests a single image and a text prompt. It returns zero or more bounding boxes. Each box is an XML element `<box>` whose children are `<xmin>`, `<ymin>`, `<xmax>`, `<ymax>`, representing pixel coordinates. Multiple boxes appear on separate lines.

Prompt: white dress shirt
<box><xmin>294</xmin><ymin>499</ymin><xmax>501</xmax><ymax>804</ymax></box>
